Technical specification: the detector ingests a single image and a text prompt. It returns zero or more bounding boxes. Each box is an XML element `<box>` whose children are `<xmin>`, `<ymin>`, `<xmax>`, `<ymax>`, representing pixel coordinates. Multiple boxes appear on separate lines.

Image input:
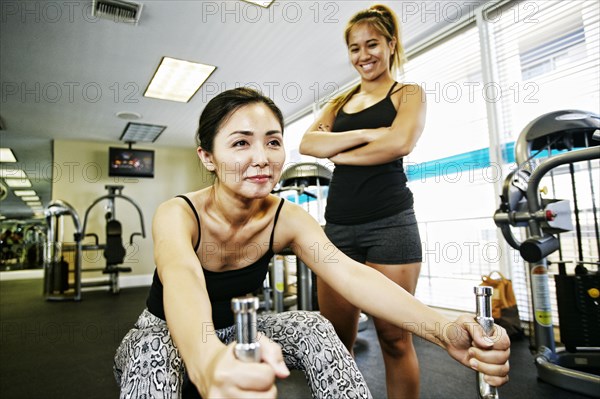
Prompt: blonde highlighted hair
<box><xmin>331</xmin><ymin>4</ymin><xmax>405</xmax><ymax>114</ymax></box>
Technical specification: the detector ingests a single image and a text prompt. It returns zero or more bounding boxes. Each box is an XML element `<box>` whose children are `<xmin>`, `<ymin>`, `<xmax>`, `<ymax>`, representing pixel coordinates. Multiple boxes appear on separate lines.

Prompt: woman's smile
<box><xmin>245</xmin><ymin>174</ymin><xmax>271</xmax><ymax>183</ymax></box>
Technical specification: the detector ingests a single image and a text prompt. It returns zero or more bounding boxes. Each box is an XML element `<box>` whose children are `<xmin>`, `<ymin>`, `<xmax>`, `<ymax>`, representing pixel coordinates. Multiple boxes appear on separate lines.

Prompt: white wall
<box><xmin>52</xmin><ymin>140</ymin><xmax>213</xmax><ymax>278</ymax></box>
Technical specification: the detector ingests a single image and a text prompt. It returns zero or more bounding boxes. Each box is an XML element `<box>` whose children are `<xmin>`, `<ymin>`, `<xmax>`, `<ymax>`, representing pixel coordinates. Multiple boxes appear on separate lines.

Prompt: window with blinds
<box><xmin>402</xmin><ymin>0</ymin><xmax>599</xmax><ymax>316</ymax></box>
<box><xmin>492</xmin><ymin>0</ymin><xmax>599</xmax><ymax>146</ymax></box>
<box><xmin>399</xmin><ymin>25</ymin><xmax>502</xmax><ymax>311</ymax></box>
<box><xmin>487</xmin><ymin>0</ymin><xmax>600</xmax><ymax>324</ymax></box>
<box><xmin>281</xmin><ymin>0</ymin><xmax>600</xmax><ymax>324</ymax></box>
<box><xmin>283</xmin><ymin>113</ymin><xmax>315</xmax><ymax>168</ymax></box>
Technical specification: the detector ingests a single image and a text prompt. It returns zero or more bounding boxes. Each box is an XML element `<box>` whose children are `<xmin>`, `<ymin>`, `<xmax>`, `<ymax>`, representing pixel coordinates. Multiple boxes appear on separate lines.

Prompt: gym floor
<box><xmin>0</xmin><ymin>279</ymin><xmax>593</xmax><ymax>399</ymax></box>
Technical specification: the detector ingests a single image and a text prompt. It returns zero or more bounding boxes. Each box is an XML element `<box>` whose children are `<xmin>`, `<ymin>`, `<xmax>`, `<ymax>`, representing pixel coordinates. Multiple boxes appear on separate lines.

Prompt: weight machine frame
<box><xmin>43</xmin><ymin>185</ymin><xmax>145</xmax><ymax>300</ymax></box>
<box><xmin>494</xmin><ymin>110</ymin><xmax>600</xmax><ymax>397</ymax></box>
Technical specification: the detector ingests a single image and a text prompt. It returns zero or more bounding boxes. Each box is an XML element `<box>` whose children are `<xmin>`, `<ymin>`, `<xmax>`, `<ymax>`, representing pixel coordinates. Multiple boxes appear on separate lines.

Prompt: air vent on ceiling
<box><xmin>92</xmin><ymin>0</ymin><xmax>143</xmax><ymax>24</ymax></box>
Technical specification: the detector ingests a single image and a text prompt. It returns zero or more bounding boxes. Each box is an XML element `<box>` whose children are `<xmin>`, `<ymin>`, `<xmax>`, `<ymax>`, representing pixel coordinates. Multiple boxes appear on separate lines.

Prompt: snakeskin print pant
<box><xmin>114</xmin><ymin>309</ymin><xmax>372</xmax><ymax>399</ymax></box>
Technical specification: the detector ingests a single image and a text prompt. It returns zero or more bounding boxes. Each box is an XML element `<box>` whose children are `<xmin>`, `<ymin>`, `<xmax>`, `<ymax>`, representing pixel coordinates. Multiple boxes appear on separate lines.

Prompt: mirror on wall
<box><xmin>0</xmin><ymin>218</ymin><xmax>46</xmax><ymax>271</ymax></box>
<box><xmin>0</xmin><ymin>132</ymin><xmax>52</xmax><ymax>219</ymax></box>
<box><xmin>1</xmin><ymin>133</ymin><xmax>52</xmax><ymax>271</ymax></box>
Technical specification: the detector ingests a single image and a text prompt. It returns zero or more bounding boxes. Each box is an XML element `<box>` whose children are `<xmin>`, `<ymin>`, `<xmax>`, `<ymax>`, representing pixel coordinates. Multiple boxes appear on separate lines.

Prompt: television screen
<box><xmin>109</xmin><ymin>147</ymin><xmax>155</xmax><ymax>178</ymax></box>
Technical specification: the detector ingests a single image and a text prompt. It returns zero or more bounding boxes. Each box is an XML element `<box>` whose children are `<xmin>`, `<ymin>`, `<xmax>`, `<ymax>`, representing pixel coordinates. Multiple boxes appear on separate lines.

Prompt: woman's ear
<box><xmin>197</xmin><ymin>146</ymin><xmax>215</xmax><ymax>172</ymax></box>
<box><xmin>389</xmin><ymin>38</ymin><xmax>397</xmax><ymax>55</ymax></box>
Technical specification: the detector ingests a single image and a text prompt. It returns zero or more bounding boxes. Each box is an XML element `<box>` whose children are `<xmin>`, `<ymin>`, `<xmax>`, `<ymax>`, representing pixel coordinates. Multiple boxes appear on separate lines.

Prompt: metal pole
<box><xmin>584</xmin><ymin>134</ymin><xmax>600</xmax><ymax>257</ymax></box>
<box><xmin>232</xmin><ymin>297</ymin><xmax>261</xmax><ymax>363</ymax></box>
<box><xmin>297</xmin><ymin>259</ymin><xmax>313</xmax><ymax>310</ymax></box>
<box><xmin>272</xmin><ymin>255</ymin><xmax>285</xmax><ymax>313</ymax></box>
<box><xmin>474</xmin><ymin>286</ymin><xmax>499</xmax><ymax>399</ymax></box>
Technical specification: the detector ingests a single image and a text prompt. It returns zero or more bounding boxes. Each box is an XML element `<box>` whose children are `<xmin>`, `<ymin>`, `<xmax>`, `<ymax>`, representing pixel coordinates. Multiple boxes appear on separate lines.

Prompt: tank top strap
<box><xmin>269</xmin><ymin>198</ymin><xmax>285</xmax><ymax>251</ymax></box>
<box><xmin>386</xmin><ymin>81</ymin><xmax>399</xmax><ymax>97</ymax></box>
<box><xmin>175</xmin><ymin>195</ymin><xmax>201</xmax><ymax>251</ymax></box>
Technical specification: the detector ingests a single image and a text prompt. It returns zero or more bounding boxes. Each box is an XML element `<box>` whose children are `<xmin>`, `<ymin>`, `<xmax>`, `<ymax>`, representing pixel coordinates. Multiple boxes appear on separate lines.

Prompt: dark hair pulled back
<box><xmin>196</xmin><ymin>87</ymin><xmax>284</xmax><ymax>152</ymax></box>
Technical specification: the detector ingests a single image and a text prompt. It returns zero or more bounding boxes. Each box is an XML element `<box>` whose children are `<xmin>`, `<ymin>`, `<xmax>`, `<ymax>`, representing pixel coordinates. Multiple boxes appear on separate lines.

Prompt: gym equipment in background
<box><xmin>81</xmin><ymin>185</ymin><xmax>145</xmax><ymax>294</ymax></box>
<box><xmin>474</xmin><ymin>286</ymin><xmax>499</xmax><ymax>399</ymax></box>
<box><xmin>43</xmin><ymin>185</ymin><xmax>145</xmax><ymax>300</ymax></box>
<box><xmin>44</xmin><ymin>200</ymin><xmax>84</xmax><ymax>300</ymax></box>
<box><xmin>270</xmin><ymin>162</ymin><xmax>332</xmax><ymax>313</ymax></box>
<box><xmin>494</xmin><ymin>110</ymin><xmax>600</xmax><ymax>397</ymax></box>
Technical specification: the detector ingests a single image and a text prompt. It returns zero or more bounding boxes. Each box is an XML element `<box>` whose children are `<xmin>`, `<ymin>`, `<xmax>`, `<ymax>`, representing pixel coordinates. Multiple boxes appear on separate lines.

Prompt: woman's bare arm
<box><xmin>278</xmin><ymin>204</ymin><xmax>510</xmax><ymax>386</ymax></box>
<box><xmin>299</xmin><ymin>102</ymin><xmax>373</xmax><ymax>158</ymax></box>
<box><xmin>153</xmin><ymin>199</ymin><xmax>226</xmax><ymax>395</ymax></box>
<box><xmin>330</xmin><ymin>84</ymin><xmax>426</xmax><ymax>165</ymax></box>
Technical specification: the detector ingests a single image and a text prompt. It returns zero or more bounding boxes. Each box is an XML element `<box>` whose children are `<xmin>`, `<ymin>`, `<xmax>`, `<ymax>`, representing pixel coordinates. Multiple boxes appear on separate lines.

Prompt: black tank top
<box><xmin>146</xmin><ymin>196</ymin><xmax>285</xmax><ymax>329</ymax></box>
<box><xmin>325</xmin><ymin>82</ymin><xmax>413</xmax><ymax>225</ymax></box>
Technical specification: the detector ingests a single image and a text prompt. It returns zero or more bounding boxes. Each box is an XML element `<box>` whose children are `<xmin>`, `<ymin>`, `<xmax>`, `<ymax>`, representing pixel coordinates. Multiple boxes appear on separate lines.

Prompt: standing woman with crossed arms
<box><xmin>300</xmin><ymin>4</ymin><xmax>426</xmax><ymax>398</ymax></box>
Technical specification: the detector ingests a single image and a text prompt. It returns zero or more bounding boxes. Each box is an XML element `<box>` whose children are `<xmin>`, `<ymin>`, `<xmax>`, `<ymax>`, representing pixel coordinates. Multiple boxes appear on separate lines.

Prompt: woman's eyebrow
<box><xmin>349</xmin><ymin>38</ymin><xmax>379</xmax><ymax>48</ymax></box>
<box><xmin>229</xmin><ymin>130</ymin><xmax>253</xmax><ymax>137</ymax></box>
<box><xmin>228</xmin><ymin>130</ymin><xmax>282</xmax><ymax>137</ymax></box>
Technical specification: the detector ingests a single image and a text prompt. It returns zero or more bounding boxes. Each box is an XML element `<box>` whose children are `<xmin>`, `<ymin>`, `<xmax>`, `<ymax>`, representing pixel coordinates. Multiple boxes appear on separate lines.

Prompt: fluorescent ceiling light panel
<box><xmin>25</xmin><ymin>201</ymin><xmax>42</xmax><ymax>206</ymax></box>
<box><xmin>14</xmin><ymin>190</ymin><xmax>37</xmax><ymax>196</ymax></box>
<box><xmin>120</xmin><ymin>122</ymin><xmax>166</xmax><ymax>142</ymax></box>
<box><xmin>144</xmin><ymin>57</ymin><xmax>216</xmax><ymax>102</ymax></box>
<box><xmin>0</xmin><ymin>148</ymin><xmax>17</xmax><ymax>162</ymax></box>
<box><xmin>4</xmin><ymin>178</ymin><xmax>32</xmax><ymax>188</ymax></box>
<box><xmin>0</xmin><ymin>169</ymin><xmax>27</xmax><ymax>178</ymax></box>
<box><xmin>22</xmin><ymin>196</ymin><xmax>40</xmax><ymax>201</ymax></box>
<box><xmin>244</xmin><ymin>0</ymin><xmax>275</xmax><ymax>7</ymax></box>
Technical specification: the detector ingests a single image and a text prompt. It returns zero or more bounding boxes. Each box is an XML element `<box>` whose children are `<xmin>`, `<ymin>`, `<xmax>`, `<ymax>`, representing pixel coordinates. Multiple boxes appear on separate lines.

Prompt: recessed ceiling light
<box><xmin>144</xmin><ymin>57</ymin><xmax>216</xmax><ymax>103</ymax></box>
<box><xmin>119</xmin><ymin>122</ymin><xmax>166</xmax><ymax>143</ymax></box>
<box><xmin>4</xmin><ymin>178</ymin><xmax>32</xmax><ymax>188</ymax></box>
<box><xmin>14</xmin><ymin>190</ymin><xmax>37</xmax><ymax>196</ymax></box>
<box><xmin>116</xmin><ymin>111</ymin><xmax>142</xmax><ymax>120</ymax></box>
<box><xmin>0</xmin><ymin>148</ymin><xmax>17</xmax><ymax>162</ymax></box>
<box><xmin>0</xmin><ymin>168</ymin><xmax>27</xmax><ymax>178</ymax></box>
<box><xmin>25</xmin><ymin>201</ymin><xmax>42</xmax><ymax>206</ymax></box>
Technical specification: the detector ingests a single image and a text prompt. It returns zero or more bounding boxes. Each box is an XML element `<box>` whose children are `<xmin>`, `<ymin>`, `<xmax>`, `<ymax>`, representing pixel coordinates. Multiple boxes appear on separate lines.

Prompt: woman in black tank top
<box><xmin>114</xmin><ymin>87</ymin><xmax>510</xmax><ymax>399</ymax></box>
<box><xmin>299</xmin><ymin>5</ymin><xmax>428</xmax><ymax>399</ymax></box>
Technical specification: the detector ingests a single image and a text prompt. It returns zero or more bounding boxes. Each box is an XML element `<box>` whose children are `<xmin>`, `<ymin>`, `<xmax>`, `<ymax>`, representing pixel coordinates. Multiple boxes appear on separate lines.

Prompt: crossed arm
<box><xmin>299</xmin><ymin>84</ymin><xmax>427</xmax><ymax>165</ymax></box>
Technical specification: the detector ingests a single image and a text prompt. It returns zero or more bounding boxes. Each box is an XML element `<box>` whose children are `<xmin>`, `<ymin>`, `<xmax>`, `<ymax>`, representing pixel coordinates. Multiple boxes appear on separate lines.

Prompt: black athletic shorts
<box><xmin>324</xmin><ymin>208</ymin><xmax>423</xmax><ymax>265</ymax></box>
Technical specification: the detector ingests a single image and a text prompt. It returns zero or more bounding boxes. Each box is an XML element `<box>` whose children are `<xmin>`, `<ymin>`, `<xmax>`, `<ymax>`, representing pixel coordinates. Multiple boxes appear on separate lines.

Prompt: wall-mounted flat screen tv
<box><xmin>109</xmin><ymin>147</ymin><xmax>155</xmax><ymax>178</ymax></box>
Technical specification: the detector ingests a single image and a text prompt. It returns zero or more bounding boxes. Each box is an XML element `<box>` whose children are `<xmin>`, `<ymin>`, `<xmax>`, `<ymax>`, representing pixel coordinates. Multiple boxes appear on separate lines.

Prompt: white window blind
<box><xmin>491</xmin><ymin>0</ymin><xmax>600</xmax><ymax>145</ymax></box>
<box><xmin>281</xmin><ymin>0</ymin><xmax>600</xmax><ymax>324</ymax></box>
<box><xmin>403</xmin><ymin>0</ymin><xmax>599</xmax><ymax>317</ymax></box>
<box><xmin>283</xmin><ymin>113</ymin><xmax>315</xmax><ymax>168</ymax></box>
<box><xmin>400</xmin><ymin>24</ymin><xmax>502</xmax><ymax>311</ymax></box>
<box><xmin>403</xmin><ymin>26</ymin><xmax>489</xmax><ymax>163</ymax></box>
<box><xmin>488</xmin><ymin>0</ymin><xmax>600</xmax><ymax>324</ymax></box>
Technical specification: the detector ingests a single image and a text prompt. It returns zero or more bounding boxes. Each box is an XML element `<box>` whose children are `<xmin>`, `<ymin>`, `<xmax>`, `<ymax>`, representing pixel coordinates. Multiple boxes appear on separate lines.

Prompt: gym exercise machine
<box><xmin>269</xmin><ymin>162</ymin><xmax>332</xmax><ymax>313</ymax></box>
<box><xmin>494</xmin><ymin>110</ymin><xmax>600</xmax><ymax>397</ymax></box>
<box><xmin>81</xmin><ymin>185</ymin><xmax>145</xmax><ymax>294</ymax></box>
<box><xmin>44</xmin><ymin>200</ymin><xmax>83</xmax><ymax>300</ymax></box>
<box><xmin>43</xmin><ymin>185</ymin><xmax>145</xmax><ymax>300</ymax></box>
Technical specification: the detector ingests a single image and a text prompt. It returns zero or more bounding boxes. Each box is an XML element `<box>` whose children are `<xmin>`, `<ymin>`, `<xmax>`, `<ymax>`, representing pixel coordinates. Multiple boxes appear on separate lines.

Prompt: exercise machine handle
<box><xmin>129</xmin><ymin>232</ymin><xmax>143</xmax><ymax>245</ymax></box>
<box><xmin>83</xmin><ymin>233</ymin><xmax>100</xmax><ymax>247</ymax></box>
<box><xmin>474</xmin><ymin>286</ymin><xmax>499</xmax><ymax>399</ymax></box>
<box><xmin>231</xmin><ymin>296</ymin><xmax>261</xmax><ymax>363</ymax></box>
